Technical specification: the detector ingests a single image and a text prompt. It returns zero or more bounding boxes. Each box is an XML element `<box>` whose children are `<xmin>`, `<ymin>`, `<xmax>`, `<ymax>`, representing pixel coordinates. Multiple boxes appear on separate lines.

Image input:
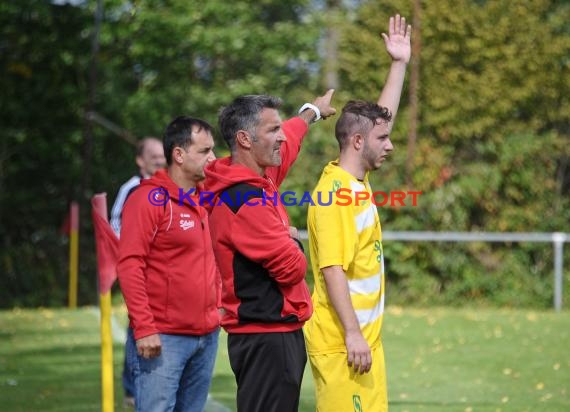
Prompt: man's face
<box><xmin>250</xmin><ymin>108</ymin><xmax>287</xmax><ymax>168</ymax></box>
<box><xmin>138</xmin><ymin>140</ymin><xmax>166</xmax><ymax>177</ymax></box>
<box><xmin>362</xmin><ymin>120</ymin><xmax>394</xmax><ymax>171</ymax></box>
<box><xmin>180</xmin><ymin>128</ymin><xmax>216</xmax><ymax>182</ymax></box>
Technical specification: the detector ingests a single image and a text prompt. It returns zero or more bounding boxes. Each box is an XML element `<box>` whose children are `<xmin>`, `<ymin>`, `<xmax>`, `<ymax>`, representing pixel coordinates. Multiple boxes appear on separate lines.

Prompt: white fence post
<box><xmin>553</xmin><ymin>232</ymin><xmax>566</xmax><ymax>312</ymax></box>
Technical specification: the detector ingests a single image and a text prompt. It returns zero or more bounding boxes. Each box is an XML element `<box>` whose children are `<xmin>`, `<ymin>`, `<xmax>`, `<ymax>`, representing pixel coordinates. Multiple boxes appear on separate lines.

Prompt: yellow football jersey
<box><xmin>305</xmin><ymin>160</ymin><xmax>385</xmax><ymax>354</ymax></box>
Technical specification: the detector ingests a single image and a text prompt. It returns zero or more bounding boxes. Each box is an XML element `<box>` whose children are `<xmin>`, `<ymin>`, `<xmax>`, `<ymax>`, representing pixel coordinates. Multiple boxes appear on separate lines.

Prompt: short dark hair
<box><xmin>163</xmin><ymin>116</ymin><xmax>213</xmax><ymax>165</ymax></box>
<box><xmin>335</xmin><ymin>100</ymin><xmax>392</xmax><ymax>150</ymax></box>
<box><xmin>218</xmin><ymin>95</ymin><xmax>282</xmax><ymax>151</ymax></box>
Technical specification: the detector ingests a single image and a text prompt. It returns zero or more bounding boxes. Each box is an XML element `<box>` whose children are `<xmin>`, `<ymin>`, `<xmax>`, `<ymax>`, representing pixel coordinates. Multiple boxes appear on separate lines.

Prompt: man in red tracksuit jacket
<box><xmin>118</xmin><ymin>116</ymin><xmax>220</xmax><ymax>412</ymax></box>
<box><xmin>204</xmin><ymin>91</ymin><xmax>336</xmax><ymax>412</ymax></box>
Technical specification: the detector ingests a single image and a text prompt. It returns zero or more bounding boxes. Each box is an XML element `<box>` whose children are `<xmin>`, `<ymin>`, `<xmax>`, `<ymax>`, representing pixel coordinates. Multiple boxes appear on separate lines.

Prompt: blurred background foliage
<box><xmin>1</xmin><ymin>0</ymin><xmax>568</xmax><ymax>308</ymax></box>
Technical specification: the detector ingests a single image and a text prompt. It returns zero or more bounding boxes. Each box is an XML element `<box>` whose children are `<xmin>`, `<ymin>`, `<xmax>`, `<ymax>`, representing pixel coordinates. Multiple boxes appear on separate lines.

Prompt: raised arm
<box><xmin>297</xmin><ymin>89</ymin><xmax>337</xmax><ymax>125</ymax></box>
<box><xmin>268</xmin><ymin>89</ymin><xmax>337</xmax><ymax>186</ymax></box>
<box><xmin>377</xmin><ymin>14</ymin><xmax>412</xmax><ymax>123</ymax></box>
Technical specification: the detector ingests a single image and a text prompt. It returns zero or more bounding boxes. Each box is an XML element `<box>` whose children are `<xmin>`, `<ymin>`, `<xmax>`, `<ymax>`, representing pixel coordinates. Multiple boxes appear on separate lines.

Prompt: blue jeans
<box><xmin>133</xmin><ymin>329</ymin><xmax>220</xmax><ymax>412</ymax></box>
<box><xmin>123</xmin><ymin>327</ymin><xmax>136</xmax><ymax>398</ymax></box>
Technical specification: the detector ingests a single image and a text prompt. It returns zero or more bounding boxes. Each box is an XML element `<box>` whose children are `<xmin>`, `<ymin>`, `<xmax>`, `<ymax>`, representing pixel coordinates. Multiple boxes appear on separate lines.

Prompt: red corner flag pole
<box><xmin>92</xmin><ymin>193</ymin><xmax>118</xmax><ymax>412</ymax></box>
<box><xmin>68</xmin><ymin>201</ymin><xmax>79</xmax><ymax>308</ymax></box>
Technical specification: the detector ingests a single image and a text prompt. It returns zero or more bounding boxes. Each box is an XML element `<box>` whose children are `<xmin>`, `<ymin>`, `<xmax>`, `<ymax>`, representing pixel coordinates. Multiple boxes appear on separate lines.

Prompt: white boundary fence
<box><xmin>298</xmin><ymin>231</ymin><xmax>569</xmax><ymax>312</ymax></box>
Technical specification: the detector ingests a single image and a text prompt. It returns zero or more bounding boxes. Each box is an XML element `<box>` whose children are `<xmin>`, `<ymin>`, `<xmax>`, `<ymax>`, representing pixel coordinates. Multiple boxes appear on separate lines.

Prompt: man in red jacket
<box><xmin>117</xmin><ymin>116</ymin><xmax>219</xmax><ymax>412</ymax></box>
<box><xmin>204</xmin><ymin>91</ymin><xmax>335</xmax><ymax>412</ymax></box>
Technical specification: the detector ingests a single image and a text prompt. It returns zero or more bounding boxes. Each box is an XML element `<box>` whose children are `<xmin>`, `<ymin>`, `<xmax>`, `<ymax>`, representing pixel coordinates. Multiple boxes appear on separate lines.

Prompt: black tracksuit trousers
<box><xmin>228</xmin><ymin>329</ymin><xmax>307</xmax><ymax>412</ymax></box>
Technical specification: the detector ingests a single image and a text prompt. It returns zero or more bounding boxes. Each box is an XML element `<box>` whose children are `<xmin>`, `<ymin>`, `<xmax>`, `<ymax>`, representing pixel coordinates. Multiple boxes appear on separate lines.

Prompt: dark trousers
<box><xmin>228</xmin><ymin>329</ymin><xmax>307</xmax><ymax>412</ymax></box>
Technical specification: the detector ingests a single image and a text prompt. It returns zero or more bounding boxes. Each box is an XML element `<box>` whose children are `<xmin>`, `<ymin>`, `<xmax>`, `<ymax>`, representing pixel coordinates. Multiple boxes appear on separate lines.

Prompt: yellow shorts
<box><xmin>309</xmin><ymin>345</ymin><xmax>387</xmax><ymax>412</ymax></box>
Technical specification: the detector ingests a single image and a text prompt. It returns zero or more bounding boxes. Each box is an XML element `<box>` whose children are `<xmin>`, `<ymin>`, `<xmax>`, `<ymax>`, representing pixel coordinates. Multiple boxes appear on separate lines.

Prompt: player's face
<box><xmin>362</xmin><ymin>121</ymin><xmax>394</xmax><ymax>171</ymax></box>
<box><xmin>250</xmin><ymin>108</ymin><xmax>287</xmax><ymax>168</ymax></box>
<box><xmin>180</xmin><ymin>128</ymin><xmax>216</xmax><ymax>182</ymax></box>
<box><xmin>140</xmin><ymin>140</ymin><xmax>166</xmax><ymax>177</ymax></box>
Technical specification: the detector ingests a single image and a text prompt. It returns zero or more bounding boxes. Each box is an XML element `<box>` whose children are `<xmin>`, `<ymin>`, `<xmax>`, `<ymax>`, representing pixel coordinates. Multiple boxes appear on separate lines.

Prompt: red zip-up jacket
<box><xmin>117</xmin><ymin>169</ymin><xmax>220</xmax><ymax>340</ymax></box>
<box><xmin>204</xmin><ymin>117</ymin><xmax>313</xmax><ymax>334</ymax></box>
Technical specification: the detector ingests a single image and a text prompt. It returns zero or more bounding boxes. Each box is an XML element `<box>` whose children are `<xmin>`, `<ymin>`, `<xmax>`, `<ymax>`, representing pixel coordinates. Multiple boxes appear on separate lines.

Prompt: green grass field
<box><xmin>1</xmin><ymin>306</ymin><xmax>569</xmax><ymax>411</ymax></box>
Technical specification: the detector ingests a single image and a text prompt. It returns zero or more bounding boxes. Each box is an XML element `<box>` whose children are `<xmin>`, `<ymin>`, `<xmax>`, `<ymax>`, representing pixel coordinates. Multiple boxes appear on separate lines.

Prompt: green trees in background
<box><xmin>321</xmin><ymin>0</ymin><xmax>570</xmax><ymax>306</ymax></box>
<box><xmin>1</xmin><ymin>0</ymin><xmax>568</xmax><ymax>308</ymax></box>
<box><xmin>0</xmin><ymin>0</ymin><xmax>319</xmax><ymax>306</ymax></box>
<box><xmin>1</xmin><ymin>1</ymin><xmax>92</xmax><ymax>306</ymax></box>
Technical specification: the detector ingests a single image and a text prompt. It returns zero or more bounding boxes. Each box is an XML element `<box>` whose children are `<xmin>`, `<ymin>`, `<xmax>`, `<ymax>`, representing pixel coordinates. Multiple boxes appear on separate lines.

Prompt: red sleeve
<box><xmin>230</xmin><ymin>201</ymin><xmax>307</xmax><ymax>286</ymax></box>
<box><xmin>216</xmin><ymin>267</ymin><xmax>222</xmax><ymax>309</ymax></box>
<box><xmin>266</xmin><ymin>117</ymin><xmax>308</xmax><ymax>187</ymax></box>
<box><xmin>116</xmin><ymin>188</ymin><xmax>162</xmax><ymax>340</ymax></box>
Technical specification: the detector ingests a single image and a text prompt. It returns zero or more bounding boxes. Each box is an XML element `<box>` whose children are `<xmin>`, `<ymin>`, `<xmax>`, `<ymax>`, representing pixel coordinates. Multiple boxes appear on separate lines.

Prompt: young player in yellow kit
<box><xmin>305</xmin><ymin>14</ymin><xmax>411</xmax><ymax>411</ymax></box>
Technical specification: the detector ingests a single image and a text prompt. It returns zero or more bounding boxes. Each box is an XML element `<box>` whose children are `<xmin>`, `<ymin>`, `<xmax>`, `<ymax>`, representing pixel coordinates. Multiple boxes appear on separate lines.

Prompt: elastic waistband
<box><xmin>224</xmin><ymin>322</ymin><xmax>304</xmax><ymax>334</ymax></box>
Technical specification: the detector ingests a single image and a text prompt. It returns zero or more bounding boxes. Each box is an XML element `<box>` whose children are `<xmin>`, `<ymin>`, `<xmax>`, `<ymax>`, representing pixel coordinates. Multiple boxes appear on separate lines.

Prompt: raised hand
<box><xmin>312</xmin><ymin>89</ymin><xmax>337</xmax><ymax>120</ymax></box>
<box><xmin>381</xmin><ymin>14</ymin><xmax>412</xmax><ymax>64</ymax></box>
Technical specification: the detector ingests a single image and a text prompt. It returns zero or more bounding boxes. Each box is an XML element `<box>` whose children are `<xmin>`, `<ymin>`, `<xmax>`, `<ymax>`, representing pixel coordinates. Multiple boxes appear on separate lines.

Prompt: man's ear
<box><xmin>236</xmin><ymin>130</ymin><xmax>252</xmax><ymax>149</ymax></box>
<box><xmin>135</xmin><ymin>155</ymin><xmax>145</xmax><ymax>169</ymax></box>
<box><xmin>172</xmin><ymin>147</ymin><xmax>185</xmax><ymax>165</ymax></box>
<box><xmin>352</xmin><ymin>134</ymin><xmax>363</xmax><ymax>151</ymax></box>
